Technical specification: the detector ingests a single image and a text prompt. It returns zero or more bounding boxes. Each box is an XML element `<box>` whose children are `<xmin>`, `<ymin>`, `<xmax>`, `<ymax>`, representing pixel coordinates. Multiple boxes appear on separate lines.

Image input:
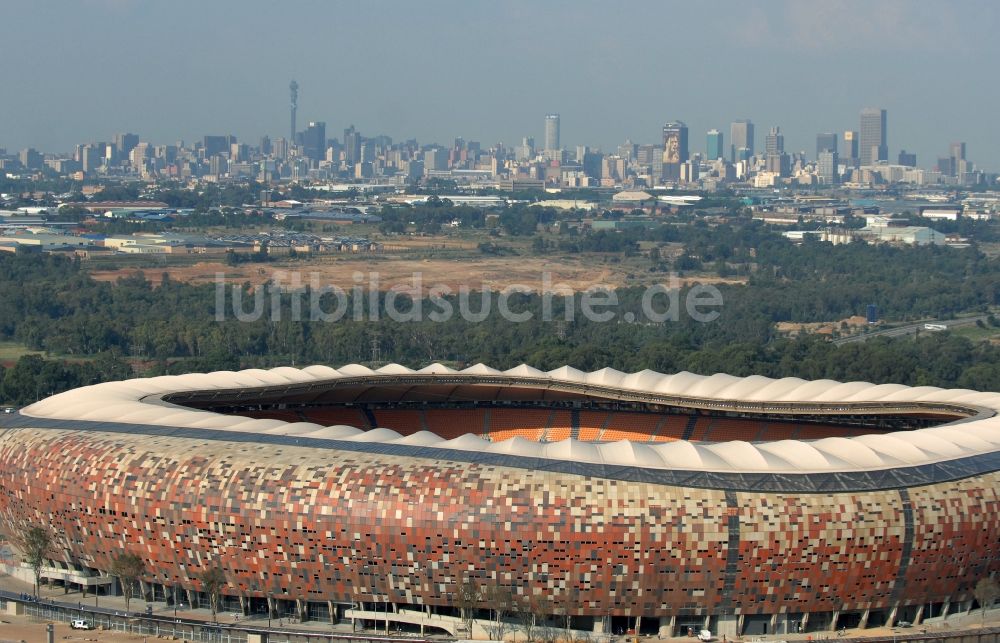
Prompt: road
<box><xmin>833</xmin><ymin>315</ymin><xmax>991</xmax><ymax>345</ymax></box>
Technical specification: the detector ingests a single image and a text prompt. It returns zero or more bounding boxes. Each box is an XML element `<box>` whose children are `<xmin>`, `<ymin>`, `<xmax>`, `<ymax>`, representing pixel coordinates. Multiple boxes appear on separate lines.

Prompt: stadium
<box><xmin>1</xmin><ymin>363</ymin><xmax>999</xmax><ymax>638</ymax></box>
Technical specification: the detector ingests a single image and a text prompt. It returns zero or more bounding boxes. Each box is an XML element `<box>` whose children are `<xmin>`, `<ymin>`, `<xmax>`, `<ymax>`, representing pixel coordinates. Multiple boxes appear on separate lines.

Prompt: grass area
<box><xmin>952</xmin><ymin>324</ymin><xmax>1000</xmax><ymax>343</ymax></box>
<box><xmin>0</xmin><ymin>341</ymin><xmax>43</xmax><ymax>361</ymax></box>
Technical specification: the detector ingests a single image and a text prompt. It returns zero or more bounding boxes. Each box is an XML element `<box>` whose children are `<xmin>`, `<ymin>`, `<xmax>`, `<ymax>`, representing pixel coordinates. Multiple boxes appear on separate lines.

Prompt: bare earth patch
<box><xmin>89</xmin><ymin>257</ymin><xmax>746</xmax><ymax>293</ymax></box>
<box><xmin>0</xmin><ymin>615</ymin><xmax>145</xmax><ymax>642</ymax></box>
<box><xmin>776</xmin><ymin>315</ymin><xmax>874</xmax><ymax>336</ymax></box>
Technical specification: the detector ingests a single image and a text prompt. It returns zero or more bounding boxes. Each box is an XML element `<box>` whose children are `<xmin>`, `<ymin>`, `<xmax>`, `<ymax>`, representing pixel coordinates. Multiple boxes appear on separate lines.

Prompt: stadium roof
<box><xmin>19</xmin><ymin>364</ymin><xmax>1000</xmax><ymax>479</ymax></box>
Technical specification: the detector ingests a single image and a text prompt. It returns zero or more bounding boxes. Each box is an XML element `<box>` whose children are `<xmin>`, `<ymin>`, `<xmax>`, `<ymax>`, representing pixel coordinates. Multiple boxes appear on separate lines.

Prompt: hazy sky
<box><xmin>4</xmin><ymin>0</ymin><xmax>1000</xmax><ymax>169</ymax></box>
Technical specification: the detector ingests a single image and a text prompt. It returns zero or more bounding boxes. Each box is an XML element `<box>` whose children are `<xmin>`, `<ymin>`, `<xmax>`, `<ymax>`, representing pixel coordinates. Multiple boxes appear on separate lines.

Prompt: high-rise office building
<box><xmin>706</xmin><ymin>129</ymin><xmax>724</xmax><ymax>160</ymax></box>
<box><xmin>898</xmin><ymin>150</ymin><xmax>917</xmax><ymax>167</ymax></box>
<box><xmin>18</xmin><ymin>148</ymin><xmax>43</xmax><ymax>170</ymax></box>
<box><xmin>544</xmin><ymin>114</ymin><xmax>561</xmax><ymax>152</ymax></box>
<box><xmin>302</xmin><ymin>121</ymin><xmax>326</xmax><ymax>161</ymax></box>
<box><xmin>289</xmin><ymin>80</ymin><xmax>299</xmax><ymax>143</ymax></box>
<box><xmin>818</xmin><ymin>150</ymin><xmax>839</xmax><ymax>184</ymax></box>
<box><xmin>617</xmin><ymin>139</ymin><xmax>637</xmax><ymax>161</ymax></box>
<box><xmin>730</xmin><ymin>120</ymin><xmax>754</xmax><ymax>163</ymax></box>
<box><xmin>843</xmin><ymin>131</ymin><xmax>859</xmax><ymax>167</ymax></box>
<box><xmin>816</xmin><ymin>132</ymin><xmax>838</xmax><ymax>157</ymax></box>
<box><xmin>766</xmin><ymin>152</ymin><xmax>790</xmax><ymax>177</ymax></box>
<box><xmin>859</xmin><ymin>108</ymin><xmax>887</xmax><ymax>166</ymax></box>
<box><xmin>661</xmin><ymin>121</ymin><xmax>689</xmax><ymax>181</ymax></box>
<box><xmin>343</xmin><ymin>126</ymin><xmax>362</xmax><ymax>164</ymax></box>
<box><xmin>765</xmin><ymin>126</ymin><xmax>784</xmax><ymax>155</ymax></box>
<box><xmin>515</xmin><ymin>137</ymin><xmax>535</xmax><ymax>162</ymax></box>
<box><xmin>948</xmin><ymin>142</ymin><xmax>967</xmax><ymax>177</ymax></box>
<box><xmin>113</xmin><ymin>133</ymin><xmax>139</xmax><ymax>161</ymax></box>
<box><xmin>204</xmin><ymin>135</ymin><xmax>236</xmax><ymax>158</ymax></box>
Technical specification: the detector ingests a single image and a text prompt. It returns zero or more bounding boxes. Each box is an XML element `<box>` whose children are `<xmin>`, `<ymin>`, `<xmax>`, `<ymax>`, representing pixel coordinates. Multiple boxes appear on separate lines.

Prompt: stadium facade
<box><xmin>1</xmin><ymin>363</ymin><xmax>999</xmax><ymax>637</ymax></box>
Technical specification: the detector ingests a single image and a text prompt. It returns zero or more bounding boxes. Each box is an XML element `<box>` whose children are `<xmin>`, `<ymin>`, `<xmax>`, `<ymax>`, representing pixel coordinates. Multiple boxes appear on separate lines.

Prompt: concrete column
<box><xmin>801</xmin><ymin>612</ymin><xmax>810</xmax><ymax>632</ymax></box>
<box><xmin>913</xmin><ymin>605</ymin><xmax>924</xmax><ymax>625</ymax></box>
<box><xmin>296</xmin><ymin>598</ymin><xmax>307</xmax><ymax>622</ymax></box>
<box><xmin>635</xmin><ymin>616</ymin><xmax>642</xmax><ymax>634</ymax></box>
<box><xmin>186</xmin><ymin>588</ymin><xmax>196</xmax><ymax>609</ymax></box>
<box><xmin>830</xmin><ymin>610</ymin><xmax>840</xmax><ymax>632</ymax></box>
<box><xmin>941</xmin><ymin>598</ymin><xmax>951</xmax><ymax>619</ymax></box>
<box><xmin>737</xmin><ymin>615</ymin><xmax>745</xmax><ymax>636</ymax></box>
<box><xmin>859</xmin><ymin>609</ymin><xmax>870</xmax><ymax>629</ymax></box>
<box><xmin>238</xmin><ymin>594</ymin><xmax>247</xmax><ymax>616</ymax></box>
<box><xmin>717</xmin><ymin>614</ymin><xmax>738</xmax><ymax>638</ymax></box>
<box><xmin>593</xmin><ymin>617</ymin><xmax>606</xmax><ymax>634</ymax></box>
<box><xmin>658</xmin><ymin>615</ymin><xmax>675</xmax><ymax>637</ymax></box>
<box><xmin>769</xmin><ymin>613</ymin><xmax>778</xmax><ymax>635</ymax></box>
<box><xmin>139</xmin><ymin>580</ymin><xmax>149</xmax><ymax>602</ymax></box>
<box><xmin>266</xmin><ymin>596</ymin><xmax>276</xmax><ymax>619</ymax></box>
<box><xmin>886</xmin><ymin>605</ymin><xmax>898</xmax><ymax>628</ymax></box>
<box><xmin>328</xmin><ymin>600</ymin><xmax>335</xmax><ymax>624</ymax></box>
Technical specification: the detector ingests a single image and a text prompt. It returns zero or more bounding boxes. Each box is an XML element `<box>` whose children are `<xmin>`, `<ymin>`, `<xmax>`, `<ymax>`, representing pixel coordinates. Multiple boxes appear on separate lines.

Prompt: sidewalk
<box><xmin>3</xmin><ymin>570</ymin><xmax>999</xmax><ymax>643</ymax></box>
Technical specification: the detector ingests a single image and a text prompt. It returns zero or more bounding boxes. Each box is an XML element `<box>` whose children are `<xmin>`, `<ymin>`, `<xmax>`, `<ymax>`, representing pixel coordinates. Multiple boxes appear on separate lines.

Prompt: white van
<box><xmin>71</xmin><ymin>619</ymin><xmax>92</xmax><ymax>630</ymax></box>
<box><xmin>698</xmin><ymin>630</ymin><xmax>713</xmax><ymax>642</ymax></box>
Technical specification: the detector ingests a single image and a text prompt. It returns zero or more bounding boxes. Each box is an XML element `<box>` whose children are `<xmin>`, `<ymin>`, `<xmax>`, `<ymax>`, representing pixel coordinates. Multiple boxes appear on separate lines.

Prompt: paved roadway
<box><xmin>832</xmin><ymin>315</ymin><xmax>991</xmax><ymax>345</ymax></box>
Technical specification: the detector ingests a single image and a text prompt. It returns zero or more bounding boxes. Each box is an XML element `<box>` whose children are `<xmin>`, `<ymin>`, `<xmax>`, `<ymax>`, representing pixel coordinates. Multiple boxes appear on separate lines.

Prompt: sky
<box><xmin>3</xmin><ymin>0</ymin><xmax>1000</xmax><ymax>170</ymax></box>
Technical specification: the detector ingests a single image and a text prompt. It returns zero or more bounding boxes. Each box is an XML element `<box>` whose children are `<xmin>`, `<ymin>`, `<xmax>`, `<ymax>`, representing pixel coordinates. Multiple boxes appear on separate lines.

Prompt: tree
<box><xmin>514</xmin><ymin>593</ymin><xmax>547</xmax><ymax>643</ymax></box>
<box><xmin>200</xmin><ymin>567</ymin><xmax>228</xmax><ymax>623</ymax></box>
<box><xmin>16</xmin><ymin>525</ymin><xmax>52</xmax><ymax>598</ymax></box>
<box><xmin>973</xmin><ymin>577</ymin><xmax>999</xmax><ymax>624</ymax></box>
<box><xmin>110</xmin><ymin>552</ymin><xmax>145</xmax><ymax>612</ymax></box>
<box><xmin>455</xmin><ymin>577</ymin><xmax>482</xmax><ymax>637</ymax></box>
<box><xmin>483</xmin><ymin>581</ymin><xmax>514</xmax><ymax>640</ymax></box>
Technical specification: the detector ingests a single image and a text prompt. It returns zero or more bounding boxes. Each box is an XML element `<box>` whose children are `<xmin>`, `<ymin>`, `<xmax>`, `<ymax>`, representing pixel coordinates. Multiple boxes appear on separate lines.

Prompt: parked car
<box><xmin>698</xmin><ymin>630</ymin><xmax>713</xmax><ymax>642</ymax></box>
<box><xmin>71</xmin><ymin>619</ymin><xmax>92</xmax><ymax>630</ymax></box>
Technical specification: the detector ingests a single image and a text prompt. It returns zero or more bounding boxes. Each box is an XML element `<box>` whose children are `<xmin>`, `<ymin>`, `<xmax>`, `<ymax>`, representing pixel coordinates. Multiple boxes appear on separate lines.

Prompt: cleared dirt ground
<box><xmin>0</xmin><ymin>615</ymin><xmax>145</xmax><ymax>642</ymax></box>
<box><xmin>89</xmin><ymin>257</ymin><xmax>746</xmax><ymax>293</ymax></box>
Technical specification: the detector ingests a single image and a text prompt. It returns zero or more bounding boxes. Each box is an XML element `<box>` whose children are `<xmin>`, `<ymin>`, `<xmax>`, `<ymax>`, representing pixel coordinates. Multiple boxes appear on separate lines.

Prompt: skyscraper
<box><xmin>816</xmin><ymin>132</ymin><xmax>838</xmax><ymax>157</ymax></box>
<box><xmin>203</xmin><ymin>135</ymin><xmax>236</xmax><ymax>158</ymax></box>
<box><xmin>113</xmin><ymin>133</ymin><xmax>139</xmax><ymax>162</ymax></box>
<box><xmin>730</xmin><ymin>120</ymin><xmax>754</xmax><ymax>163</ymax></box>
<box><xmin>302</xmin><ymin>121</ymin><xmax>326</xmax><ymax>161</ymax></box>
<box><xmin>898</xmin><ymin>150</ymin><xmax>917</xmax><ymax>167</ymax></box>
<box><xmin>843</xmin><ymin>131</ymin><xmax>859</xmax><ymax>167</ymax></box>
<box><xmin>343</xmin><ymin>125</ymin><xmax>362</xmax><ymax>164</ymax></box>
<box><xmin>818</xmin><ymin>150</ymin><xmax>839</xmax><ymax>184</ymax></box>
<box><xmin>706</xmin><ymin>129</ymin><xmax>724</xmax><ymax>160</ymax></box>
<box><xmin>765</xmin><ymin>126</ymin><xmax>784</xmax><ymax>155</ymax></box>
<box><xmin>661</xmin><ymin>121</ymin><xmax>689</xmax><ymax>181</ymax></box>
<box><xmin>544</xmin><ymin>114</ymin><xmax>561</xmax><ymax>152</ymax></box>
<box><xmin>289</xmin><ymin>80</ymin><xmax>299</xmax><ymax>143</ymax></box>
<box><xmin>859</xmin><ymin>108</ymin><xmax>887</xmax><ymax>166</ymax></box>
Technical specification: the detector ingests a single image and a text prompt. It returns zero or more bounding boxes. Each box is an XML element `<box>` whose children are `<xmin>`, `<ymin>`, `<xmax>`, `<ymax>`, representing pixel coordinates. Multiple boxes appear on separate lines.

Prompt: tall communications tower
<box><xmin>289</xmin><ymin>80</ymin><xmax>299</xmax><ymax>142</ymax></box>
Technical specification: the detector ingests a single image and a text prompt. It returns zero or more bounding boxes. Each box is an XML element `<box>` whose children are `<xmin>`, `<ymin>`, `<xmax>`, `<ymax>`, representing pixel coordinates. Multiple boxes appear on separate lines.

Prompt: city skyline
<box><xmin>2</xmin><ymin>1</ymin><xmax>999</xmax><ymax>169</ymax></box>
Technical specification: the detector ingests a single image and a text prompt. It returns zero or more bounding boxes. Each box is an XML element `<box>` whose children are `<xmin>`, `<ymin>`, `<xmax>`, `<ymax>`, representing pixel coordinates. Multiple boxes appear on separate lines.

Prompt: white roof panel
<box><xmin>18</xmin><ymin>364</ymin><xmax>1000</xmax><ymax>476</ymax></box>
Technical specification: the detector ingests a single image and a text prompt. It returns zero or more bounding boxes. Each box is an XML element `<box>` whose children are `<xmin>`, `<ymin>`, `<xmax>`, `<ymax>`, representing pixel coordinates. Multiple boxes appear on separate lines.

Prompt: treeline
<box><xmin>1</xmin><ymin>229</ymin><xmax>999</xmax><ymax>404</ymax></box>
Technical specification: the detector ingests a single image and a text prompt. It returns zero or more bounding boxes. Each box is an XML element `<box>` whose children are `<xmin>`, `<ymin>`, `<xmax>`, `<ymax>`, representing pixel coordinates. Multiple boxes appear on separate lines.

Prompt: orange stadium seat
<box><xmin>544</xmin><ymin>410</ymin><xmax>573</xmax><ymax>442</ymax></box>
<box><xmin>486</xmin><ymin>408</ymin><xmax>550</xmax><ymax>442</ymax></box>
<box><xmin>247</xmin><ymin>409</ymin><xmax>302</xmax><ymax>423</ymax></box>
<box><xmin>300</xmin><ymin>407</ymin><xmax>370</xmax><ymax>428</ymax></box>
<box><xmin>370</xmin><ymin>409</ymin><xmax>425</xmax><ymax>435</ymax></box>
<box><xmin>424</xmin><ymin>409</ymin><xmax>487</xmax><ymax>439</ymax></box>
<box><xmin>578</xmin><ymin>411</ymin><xmax>609</xmax><ymax>442</ymax></box>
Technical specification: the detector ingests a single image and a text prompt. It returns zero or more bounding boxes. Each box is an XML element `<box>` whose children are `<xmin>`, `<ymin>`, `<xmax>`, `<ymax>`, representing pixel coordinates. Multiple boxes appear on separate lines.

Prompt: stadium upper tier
<box><xmin>21</xmin><ymin>363</ymin><xmax>1000</xmax><ymax>477</ymax></box>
